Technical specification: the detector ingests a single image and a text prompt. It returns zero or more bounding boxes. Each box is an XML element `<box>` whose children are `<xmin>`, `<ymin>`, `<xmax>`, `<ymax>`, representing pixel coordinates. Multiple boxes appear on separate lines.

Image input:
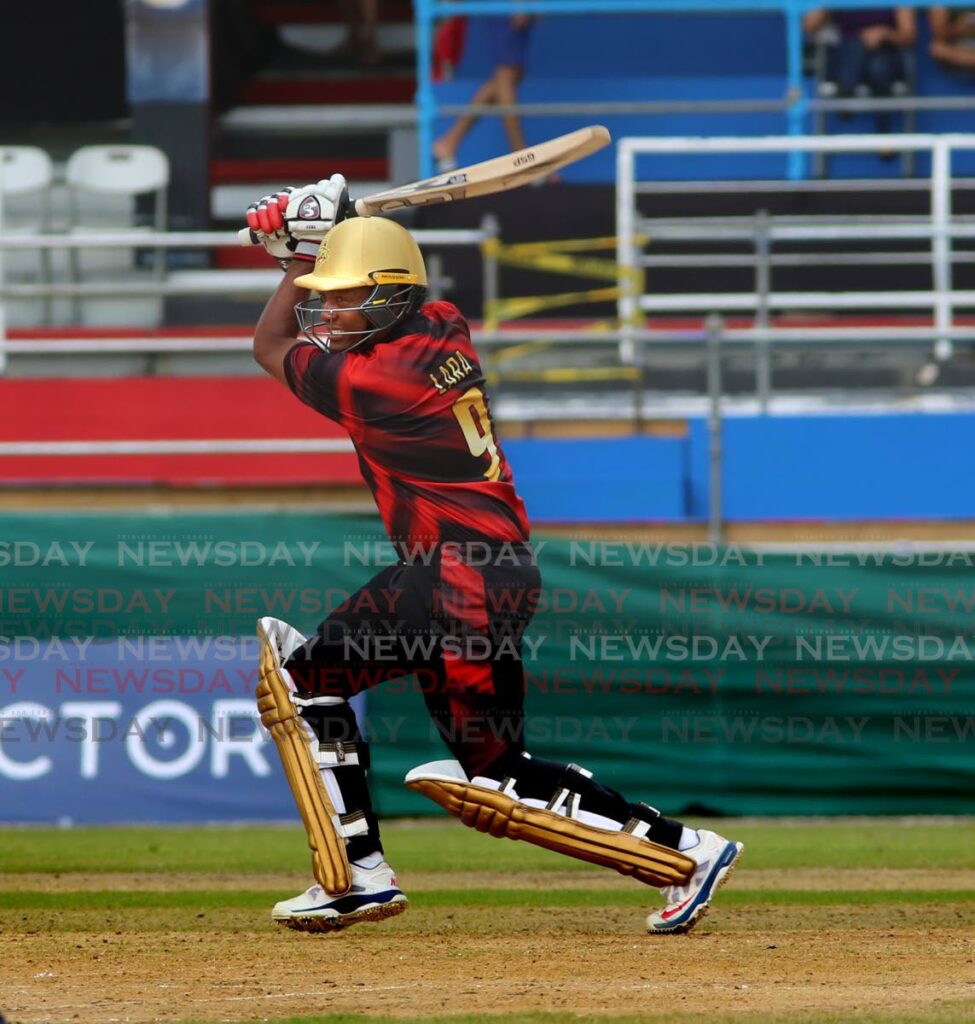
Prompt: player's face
<box><xmin>318</xmin><ymin>286</ymin><xmax>373</xmax><ymax>352</ymax></box>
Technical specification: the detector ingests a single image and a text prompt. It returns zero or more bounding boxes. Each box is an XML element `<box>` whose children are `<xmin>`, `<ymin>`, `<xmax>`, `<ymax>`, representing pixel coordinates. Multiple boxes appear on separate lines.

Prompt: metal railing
<box><xmin>616</xmin><ymin>132</ymin><xmax>975</xmax><ymax>401</ymax></box>
<box><xmin>0</xmin><ymin>221</ymin><xmax>498</xmax><ymax>374</ymax></box>
<box><xmin>8</xmin><ymin>322</ymin><xmax>972</xmax><ymax>542</ymax></box>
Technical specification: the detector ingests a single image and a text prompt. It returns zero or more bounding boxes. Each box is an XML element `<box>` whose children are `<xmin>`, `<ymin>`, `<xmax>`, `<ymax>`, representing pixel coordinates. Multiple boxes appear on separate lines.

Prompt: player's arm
<box><xmin>253</xmin><ymin>262</ymin><xmax>310</xmax><ymax>387</ymax></box>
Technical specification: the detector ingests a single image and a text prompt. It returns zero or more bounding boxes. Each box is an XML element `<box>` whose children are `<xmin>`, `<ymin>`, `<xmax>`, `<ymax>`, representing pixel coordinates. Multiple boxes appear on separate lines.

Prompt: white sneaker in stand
<box><xmin>272</xmin><ymin>860</ymin><xmax>407</xmax><ymax>933</ymax></box>
<box><xmin>646</xmin><ymin>829</ymin><xmax>743</xmax><ymax>935</ymax></box>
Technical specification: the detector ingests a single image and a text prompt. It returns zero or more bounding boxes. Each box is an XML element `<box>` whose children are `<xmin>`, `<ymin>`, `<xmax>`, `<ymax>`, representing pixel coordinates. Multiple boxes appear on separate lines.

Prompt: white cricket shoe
<box><xmin>646</xmin><ymin>829</ymin><xmax>743</xmax><ymax>935</ymax></box>
<box><xmin>272</xmin><ymin>861</ymin><xmax>407</xmax><ymax>933</ymax></box>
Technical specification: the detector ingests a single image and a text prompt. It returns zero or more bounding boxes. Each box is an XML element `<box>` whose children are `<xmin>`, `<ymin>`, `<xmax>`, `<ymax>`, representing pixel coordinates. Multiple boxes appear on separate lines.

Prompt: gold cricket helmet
<box><xmin>294</xmin><ymin>217</ymin><xmax>428</xmax><ymax>350</ymax></box>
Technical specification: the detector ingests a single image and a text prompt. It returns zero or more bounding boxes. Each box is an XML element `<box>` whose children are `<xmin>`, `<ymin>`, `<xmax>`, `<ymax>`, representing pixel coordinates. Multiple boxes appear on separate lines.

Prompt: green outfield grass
<box><xmin>3</xmin><ymin>887</ymin><xmax>975</xmax><ymax>912</ymax></box>
<box><xmin>3</xmin><ymin>818</ymin><xmax>974</xmax><ymax>875</ymax></box>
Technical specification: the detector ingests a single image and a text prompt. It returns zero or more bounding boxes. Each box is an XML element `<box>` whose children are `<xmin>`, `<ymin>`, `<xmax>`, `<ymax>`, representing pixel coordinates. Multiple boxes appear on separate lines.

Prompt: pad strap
<box><xmin>293</xmin><ymin>694</ymin><xmax>346</xmax><ymax>708</ymax></box>
<box><xmin>338</xmin><ymin>810</ymin><xmax>370</xmax><ymax>838</ymax></box>
<box><xmin>545</xmin><ymin>763</ymin><xmax>593</xmax><ymax>818</ymax></box>
<box><xmin>622</xmin><ymin>802</ymin><xmax>661</xmax><ymax>839</ymax></box>
<box><xmin>316</xmin><ymin>741</ymin><xmax>361</xmax><ymax>767</ymax></box>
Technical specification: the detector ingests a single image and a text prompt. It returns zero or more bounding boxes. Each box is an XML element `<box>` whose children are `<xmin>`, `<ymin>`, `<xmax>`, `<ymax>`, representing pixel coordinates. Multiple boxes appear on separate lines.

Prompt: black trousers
<box><xmin>286</xmin><ymin>545</ymin><xmax>539</xmax><ymax>778</ymax></box>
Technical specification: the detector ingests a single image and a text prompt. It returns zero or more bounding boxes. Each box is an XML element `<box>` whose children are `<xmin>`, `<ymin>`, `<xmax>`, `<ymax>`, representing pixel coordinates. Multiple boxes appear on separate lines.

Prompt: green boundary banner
<box><xmin>1</xmin><ymin>512</ymin><xmax>973</xmax><ymax>816</ymax></box>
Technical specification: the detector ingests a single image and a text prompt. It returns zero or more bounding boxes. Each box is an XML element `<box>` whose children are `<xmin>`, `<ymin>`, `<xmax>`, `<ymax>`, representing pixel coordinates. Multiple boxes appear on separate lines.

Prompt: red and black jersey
<box><xmin>284</xmin><ymin>300</ymin><xmax>530</xmax><ymax>549</ymax></box>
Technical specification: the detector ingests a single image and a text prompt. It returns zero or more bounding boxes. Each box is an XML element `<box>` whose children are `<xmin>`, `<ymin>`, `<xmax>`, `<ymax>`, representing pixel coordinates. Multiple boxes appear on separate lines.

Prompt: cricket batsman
<box><xmin>245</xmin><ymin>174</ymin><xmax>743</xmax><ymax>935</ymax></box>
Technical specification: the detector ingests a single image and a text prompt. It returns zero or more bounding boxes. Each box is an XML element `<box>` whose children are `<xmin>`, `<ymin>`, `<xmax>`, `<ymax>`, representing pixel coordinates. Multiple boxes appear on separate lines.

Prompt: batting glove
<box><xmin>245</xmin><ymin>190</ymin><xmax>298</xmax><ymax>267</ymax></box>
<box><xmin>245</xmin><ymin>174</ymin><xmax>350</xmax><ymax>269</ymax></box>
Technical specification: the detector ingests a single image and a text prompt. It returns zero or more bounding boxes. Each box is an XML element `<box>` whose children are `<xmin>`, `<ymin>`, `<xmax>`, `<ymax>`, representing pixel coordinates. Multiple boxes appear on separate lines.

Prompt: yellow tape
<box><xmin>485</xmin><ymin>318</ymin><xmax>617</xmax><ymax>365</ymax></box>
<box><xmin>502</xmin><ymin>366</ymin><xmax>641</xmax><ymax>384</ymax></box>
<box><xmin>497</xmin><ymin>251</ymin><xmax>621</xmax><ymax>281</ymax></box>
<box><xmin>488</xmin><ymin>235</ymin><xmax>647</xmax><ymax>281</ymax></box>
<box><xmin>504</xmin><ymin>235</ymin><xmax>641</xmax><ymax>254</ymax></box>
<box><xmin>490</xmin><ymin>339</ymin><xmax>555</xmax><ymax>362</ymax></box>
<box><xmin>480</xmin><ymin>235</ymin><xmax>646</xmax><ymax>331</ymax></box>
<box><xmin>486</xmin><ymin>285</ymin><xmax>623</xmax><ymax>325</ymax></box>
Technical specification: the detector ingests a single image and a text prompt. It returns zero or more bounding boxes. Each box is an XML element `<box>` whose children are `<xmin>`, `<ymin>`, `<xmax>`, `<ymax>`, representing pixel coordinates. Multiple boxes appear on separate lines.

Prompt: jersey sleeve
<box><xmin>283</xmin><ymin>341</ymin><xmax>344</xmax><ymax>422</ymax></box>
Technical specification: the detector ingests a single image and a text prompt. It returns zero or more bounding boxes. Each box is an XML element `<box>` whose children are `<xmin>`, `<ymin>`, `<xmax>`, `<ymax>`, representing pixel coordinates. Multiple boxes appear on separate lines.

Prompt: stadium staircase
<box><xmin>211</xmin><ymin>0</ymin><xmax>417</xmax><ymax>271</ymax></box>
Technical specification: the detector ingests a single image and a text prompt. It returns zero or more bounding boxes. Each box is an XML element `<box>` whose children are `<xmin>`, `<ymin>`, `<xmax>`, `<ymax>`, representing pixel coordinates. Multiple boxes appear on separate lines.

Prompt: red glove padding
<box><xmin>246</xmin><ymin>189</ymin><xmax>293</xmax><ymax>236</ymax></box>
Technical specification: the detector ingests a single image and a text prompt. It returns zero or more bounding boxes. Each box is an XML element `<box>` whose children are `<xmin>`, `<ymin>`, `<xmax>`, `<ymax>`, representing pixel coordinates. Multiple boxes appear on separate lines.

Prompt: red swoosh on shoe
<box><xmin>660</xmin><ymin>896</ymin><xmax>694</xmax><ymax>920</ymax></box>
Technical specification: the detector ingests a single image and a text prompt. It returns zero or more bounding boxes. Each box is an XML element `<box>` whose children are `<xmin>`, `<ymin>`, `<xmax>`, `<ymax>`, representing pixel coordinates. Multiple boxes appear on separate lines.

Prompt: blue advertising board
<box><xmin>0</xmin><ymin>637</ymin><xmax>363</xmax><ymax>824</ymax></box>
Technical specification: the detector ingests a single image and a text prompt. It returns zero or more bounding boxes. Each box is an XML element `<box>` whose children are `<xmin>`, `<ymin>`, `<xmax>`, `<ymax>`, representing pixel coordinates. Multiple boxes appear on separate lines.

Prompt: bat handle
<box><xmin>237</xmin><ymin>227</ymin><xmax>257</xmax><ymax>246</ymax></box>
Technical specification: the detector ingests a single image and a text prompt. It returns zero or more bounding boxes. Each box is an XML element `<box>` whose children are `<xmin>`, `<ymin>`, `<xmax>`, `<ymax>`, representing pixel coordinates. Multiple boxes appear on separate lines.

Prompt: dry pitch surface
<box><xmin>1</xmin><ymin>821</ymin><xmax>974</xmax><ymax>1024</ymax></box>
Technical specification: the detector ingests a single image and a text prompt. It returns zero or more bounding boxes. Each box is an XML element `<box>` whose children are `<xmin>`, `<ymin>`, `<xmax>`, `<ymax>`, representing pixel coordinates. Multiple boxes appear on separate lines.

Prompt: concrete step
<box><xmin>240</xmin><ymin>74</ymin><xmax>415</xmax><ymax>105</ymax></box>
<box><xmin>277</xmin><ymin>22</ymin><xmax>415</xmax><ymax>55</ymax></box>
<box><xmin>211</xmin><ymin>105</ymin><xmax>418</xmax><ymax>203</ymax></box>
<box><xmin>218</xmin><ymin>103</ymin><xmax>415</xmax><ymax>134</ymax></box>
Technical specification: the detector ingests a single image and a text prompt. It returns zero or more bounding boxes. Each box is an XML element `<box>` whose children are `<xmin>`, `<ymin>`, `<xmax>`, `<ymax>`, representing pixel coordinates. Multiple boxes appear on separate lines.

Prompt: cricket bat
<box><xmin>237</xmin><ymin>125</ymin><xmax>610</xmax><ymax>245</ymax></box>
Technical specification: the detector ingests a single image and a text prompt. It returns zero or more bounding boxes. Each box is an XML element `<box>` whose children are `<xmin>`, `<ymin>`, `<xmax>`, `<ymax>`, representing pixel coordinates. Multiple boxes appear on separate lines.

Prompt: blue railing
<box><xmin>414</xmin><ymin>0</ymin><xmax>975</xmax><ymax>180</ymax></box>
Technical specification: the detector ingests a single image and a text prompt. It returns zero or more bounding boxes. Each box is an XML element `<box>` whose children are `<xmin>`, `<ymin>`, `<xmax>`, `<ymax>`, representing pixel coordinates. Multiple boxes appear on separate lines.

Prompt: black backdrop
<box><xmin>1</xmin><ymin>2</ymin><xmax>126</xmax><ymax>124</ymax></box>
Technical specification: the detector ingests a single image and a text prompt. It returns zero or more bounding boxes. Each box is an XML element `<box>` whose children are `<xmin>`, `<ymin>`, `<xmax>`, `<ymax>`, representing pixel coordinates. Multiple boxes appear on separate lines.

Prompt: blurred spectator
<box><xmin>804</xmin><ymin>7</ymin><xmax>916</xmax><ymax>130</ymax></box>
<box><xmin>433</xmin><ymin>15</ymin><xmax>538</xmax><ymax>172</ymax></box>
<box><xmin>433</xmin><ymin>14</ymin><xmax>468</xmax><ymax>82</ymax></box>
<box><xmin>929</xmin><ymin>6</ymin><xmax>975</xmax><ymax>73</ymax></box>
<box><xmin>339</xmin><ymin>0</ymin><xmax>380</xmax><ymax>66</ymax></box>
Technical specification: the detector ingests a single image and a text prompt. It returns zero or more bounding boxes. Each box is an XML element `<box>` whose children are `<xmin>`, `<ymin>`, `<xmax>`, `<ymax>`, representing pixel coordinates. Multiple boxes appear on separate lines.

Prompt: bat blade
<box><xmin>236</xmin><ymin>126</ymin><xmax>610</xmax><ymax>245</ymax></box>
<box><xmin>353</xmin><ymin>125</ymin><xmax>611</xmax><ymax>215</ymax></box>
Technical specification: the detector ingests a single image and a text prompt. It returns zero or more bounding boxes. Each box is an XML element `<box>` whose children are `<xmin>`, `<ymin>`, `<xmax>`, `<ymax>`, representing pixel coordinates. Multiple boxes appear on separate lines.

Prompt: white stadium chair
<box><xmin>65</xmin><ymin>144</ymin><xmax>170</xmax><ymax>327</ymax></box>
<box><xmin>0</xmin><ymin>146</ymin><xmax>55</xmax><ymax>326</ymax></box>
<box><xmin>0</xmin><ymin>145</ymin><xmax>54</xmax><ymax>195</ymax></box>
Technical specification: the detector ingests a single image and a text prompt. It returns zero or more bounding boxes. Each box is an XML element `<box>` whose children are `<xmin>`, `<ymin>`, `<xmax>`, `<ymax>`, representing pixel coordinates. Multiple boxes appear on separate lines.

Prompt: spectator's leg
<box><xmin>864</xmin><ymin>45</ymin><xmax>902</xmax><ymax>97</ymax></box>
<box><xmin>829</xmin><ymin>35</ymin><xmax>865</xmax><ymax>97</ymax></box>
<box><xmin>356</xmin><ymin>0</ymin><xmax>379</xmax><ymax>66</ymax></box>
<box><xmin>865</xmin><ymin>46</ymin><xmax>903</xmax><ymax>134</ymax></box>
<box><xmin>433</xmin><ymin>74</ymin><xmax>500</xmax><ymax>169</ymax></box>
<box><xmin>493</xmin><ymin>64</ymin><xmax>526</xmax><ymax>153</ymax></box>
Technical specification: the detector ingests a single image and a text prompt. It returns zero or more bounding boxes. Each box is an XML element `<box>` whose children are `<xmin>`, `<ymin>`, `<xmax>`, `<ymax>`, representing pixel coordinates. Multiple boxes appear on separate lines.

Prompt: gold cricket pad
<box><xmin>407</xmin><ymin>776</ymin><xmax>694</xmax><ymax>888</ymax></box>
<box><xmin>257</xmin><ymin>625</ymin><xmax>351</xmax><ymax>895</ymax></box>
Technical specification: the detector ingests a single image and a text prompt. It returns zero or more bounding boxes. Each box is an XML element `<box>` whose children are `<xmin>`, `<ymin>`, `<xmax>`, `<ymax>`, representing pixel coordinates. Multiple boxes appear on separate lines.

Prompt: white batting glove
<box><xmin>244</xmin><ymin>174</ymin><xmax>350</xmax><ymax>267</ymax></box>
<box><xmin>284</xmin><ymin>174</ymin><xmax>350</xmax><ymax>243</ymax></box>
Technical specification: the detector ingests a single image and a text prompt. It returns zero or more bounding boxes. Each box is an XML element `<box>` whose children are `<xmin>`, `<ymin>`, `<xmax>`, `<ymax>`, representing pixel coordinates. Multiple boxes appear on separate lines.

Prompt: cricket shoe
<box><xmin>646</xmin><ymin>829</ymin><xmax>743</xmax><ymax>935</ymax></box>
<box><xmin>272</xmin><ymin>861</ymin><xmax>407</xmax><ymax>933</ymax></box>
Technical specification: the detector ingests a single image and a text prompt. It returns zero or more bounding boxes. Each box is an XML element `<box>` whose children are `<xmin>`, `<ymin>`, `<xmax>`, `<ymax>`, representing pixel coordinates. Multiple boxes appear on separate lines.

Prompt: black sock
<box><xmin>486</xmin><ymin>750</ymin><xmax>684</xmax><ymax>850</ymax></box>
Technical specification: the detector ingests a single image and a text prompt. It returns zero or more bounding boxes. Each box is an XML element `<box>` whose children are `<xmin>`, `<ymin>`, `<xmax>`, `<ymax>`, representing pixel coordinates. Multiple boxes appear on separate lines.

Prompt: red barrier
<box><xmin>0</xmin><ymin>377</ymin><xmax>361</xmax><ymax>486</ymax></box>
